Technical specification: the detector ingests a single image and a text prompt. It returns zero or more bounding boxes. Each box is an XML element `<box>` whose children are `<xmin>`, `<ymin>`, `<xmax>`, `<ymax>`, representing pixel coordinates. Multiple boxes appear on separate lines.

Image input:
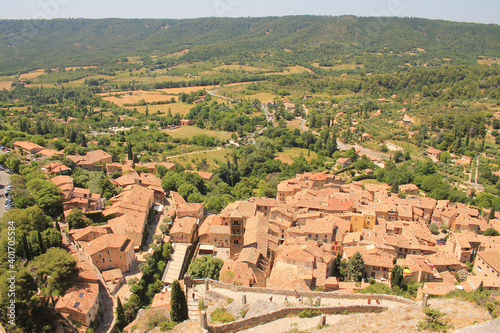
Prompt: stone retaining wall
<box><xmin>207</xmin><ymin>305</ymin><xmax>387</xmax><ymax>333</ymax></box>
<box><xmin>193</xmin><ymin>279</ymin><xmax>416</xmax><ymax>306</ymax></box>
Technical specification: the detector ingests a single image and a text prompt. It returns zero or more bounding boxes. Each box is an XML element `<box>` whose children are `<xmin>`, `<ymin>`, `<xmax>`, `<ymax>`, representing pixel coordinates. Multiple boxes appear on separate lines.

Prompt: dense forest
<box><xmin>1</xmin><ymin>16</ymin><xmax>500</xmax><ymax>74</ymax></box>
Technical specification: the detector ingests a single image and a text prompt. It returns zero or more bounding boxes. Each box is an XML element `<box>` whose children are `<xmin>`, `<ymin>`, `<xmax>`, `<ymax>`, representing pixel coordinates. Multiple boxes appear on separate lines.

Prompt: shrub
<box><xmin>298</xmin><ymin>309</ymin><xmax>321</xmax><ymax>318</ymax></box>
<box><xmin>417</xmin><ymin>307</ymin><xmax>453</xmax><ymax>332</ymax></box>
<box><xmin>210</xmin><ymin>308</ymin><xmax>236</xmax><ymax>323</ymax></box>
<box><xmin>198</xmin><ymin>300</ymin><xmax>207</xmax><ymax>311</ymax></box>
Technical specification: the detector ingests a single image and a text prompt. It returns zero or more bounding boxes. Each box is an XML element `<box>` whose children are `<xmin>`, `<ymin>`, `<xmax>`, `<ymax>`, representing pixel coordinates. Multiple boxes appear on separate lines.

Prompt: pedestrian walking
<box><xmin>376</xmin><ymin>299</ymin><xmax>380</xmax><ymax>305</ymax></box>
<box><xmin>192</xmin><ymin>292</ymin><xmax>195</xmax><ymax>301</ymax></box>
<box><xmin>269</xmin><ymin>296</ymin><xmax>273</xmax><ymax>302</ymax></box>
<box><xmin>368</xmin><ymin>298</ymin><xmax>371</xmax><ymax>305</ymax></box>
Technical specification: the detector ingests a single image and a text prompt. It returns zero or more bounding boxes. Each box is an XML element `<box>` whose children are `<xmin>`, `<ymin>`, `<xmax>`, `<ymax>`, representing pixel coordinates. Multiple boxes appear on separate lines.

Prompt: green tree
<box><xmin>42</xmin><ymin>228</ymin><xmax>63</xmax><ymax>249</ymax></box>
<box><xmin>332</xmin><ymin>253</ymin><xmax>342</xmax><ymax>278</ymax></box>
<box><xmin>65</xmin><ymin>208</ymin><xmax>93</xmax><ymax>230</ymax></box>
<box><xmin>483</xmin><ymin>228</ymin><xmax>500</xmax><ymax>236</ymax></box>
<box><xmin>417</xmin><ymin>307</ymin><xmax>453</xmax><ymax>332</ymax></box>
<box><xmin>429</xmin><ymin>223</ymin><xmax>440</xmax><ymax>235</ymax></box>
<box><xmin>488</xmin><ymin>207</ymin><xmax>496</xmax><ymax>221</ymax></box>
<box><xmin>127</xmin><ymin>142</ymin><xmax>133</xmax><ymax>161</ymax></box>
<box><xmin>116</xmin><ymin>297</ymin><xmax>126</xmax><ymax>330</ymax></box>
<box><xmin>347</xmin><ymin>252</ymin><xmax>365</xmax><ymax>282</ymax></box>
<box><xmin>30</xmin><ymin>248</ymin><xmax>78</xmax><ymax>295</ymax></box>
<box><xmin>394</xmin><ymin>150</ymin><xmax>404</xmax><ymax>163</ymax></box>
<box><xmin>170</xmin><ymin>280</ymin><xmax>188</xmax><ymax>323</ymax></box>
<box><xmin>391</xmin><ymin>265</ymin><xmax>404</xmax><ymax>289</ymax></box>
<box><xmin>188</xmin><ymin>255</ymin><xmax>224</xmax><ymax>280</ymax></box>
<box><xmin>123</xmin><ymin>294</ymin><xmax>142</xmax><ymax>324</ymax></box>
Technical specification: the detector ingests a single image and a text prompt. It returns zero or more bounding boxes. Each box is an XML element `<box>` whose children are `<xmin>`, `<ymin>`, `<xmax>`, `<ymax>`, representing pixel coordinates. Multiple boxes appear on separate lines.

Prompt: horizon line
<box><xmin>0</xmin><ymin>15</ymin><xmax>498</xmax><ymax>26</ymax></box>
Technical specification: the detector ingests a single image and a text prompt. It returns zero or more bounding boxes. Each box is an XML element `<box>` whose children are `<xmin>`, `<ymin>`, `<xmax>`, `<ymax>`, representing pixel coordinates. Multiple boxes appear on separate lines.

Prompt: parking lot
<box><xmin>0</xmin><ymin>166</ymin><xmax>14</xmax><ymax>217</ymax></box>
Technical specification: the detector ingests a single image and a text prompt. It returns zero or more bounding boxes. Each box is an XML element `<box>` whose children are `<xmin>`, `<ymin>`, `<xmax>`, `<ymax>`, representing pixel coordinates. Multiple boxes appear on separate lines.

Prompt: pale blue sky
<box><xmin>1</xmin><ymin>0</ymin><xmax>500</xmax><ymax>24</ymax></box>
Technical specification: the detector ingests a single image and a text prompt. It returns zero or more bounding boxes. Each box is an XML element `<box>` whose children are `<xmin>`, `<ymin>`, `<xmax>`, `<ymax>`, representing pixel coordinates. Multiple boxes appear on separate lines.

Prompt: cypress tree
<box><xmin>127</xmin><ymin>142</ymin><xmax>133</xmax><ymax>161</ymax></box>
<box><xmin>22</xmin><ymin>235</ymin><xmax>32</xmax><ymax>261</ymax></box>
<box><xmin>37</xmin><ymin>231</ymin><xmax>46</xmax><ymax>254</ymax></box>
<box><xmin>170</xmin><ymin>280</ymin><xmax>189</xmax><ymax>323</ymax></box>
<box><xmin>116</xmin><ymin>297</ymin><xmax>125</xmax><ymax>330</ymax></box>
<box><xmin>489</xmin><ymin>207</ymin><xmax>496</xmax><ymax>221</ymax></box>
<box><xmin>391</xmin><ymin>265</ymin><xmax>404</xmax><ymax>289</ymax></box>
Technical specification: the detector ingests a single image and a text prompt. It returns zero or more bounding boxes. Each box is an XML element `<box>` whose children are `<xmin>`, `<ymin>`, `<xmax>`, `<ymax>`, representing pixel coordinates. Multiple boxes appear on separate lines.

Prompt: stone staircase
<box><xmin>187</xmin><ymin>287</ymin><xmax>205</xmax><ymax>321</ymax></box>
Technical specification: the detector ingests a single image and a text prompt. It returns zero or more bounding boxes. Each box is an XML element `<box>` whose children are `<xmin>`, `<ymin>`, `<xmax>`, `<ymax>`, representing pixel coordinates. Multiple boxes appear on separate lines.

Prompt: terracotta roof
<box><xmin>170</xmin><ymin>216</ymin><xmax>197</xmax><ymax>236</ymax></box>
<box><xmin>45</xmin><ymin>162</ymin><xmax>71</xmax><ymax>173</ymax></box>
<box><xmin>185</xmin><ymin>170</ymin><xmax>214</xmax><ymax>180</ymax></box>
<box><xmin>51</xmin><ymin>175</ymin><xmax>73</xmax><ymax>187</ymax></box>
<box><xmin>266</xmin><ymin>266</ymin><xmax>312</xmax><ymax>291</ymax></box>
<box><xmin>477</xmin><ymin>251</ymin><xmax>500</xmax><ymax>273</ymax></box>
<box><xmin>199</xmin><ymin>215</ymin><xmax>221</xmax><ymax>237</ymax></box>
<box><xmin>427</xmin><ymin>148</ymin><xmax>443</xmax><ymax>155</ymax></box>
<box><xmin>86</xmin><ymin>150</ymin><xmax>112</xmax><ymax>164</ymax></box>
<box><xmin>151</xmin><ymin>291</ymin><xmax>171</xmax><ymax>309</ymax></box>
<box><xmin>209</xmin><ymin>225</ymin><xmax>230</xmax><ymax>235</ymax></box>
<box><xmin>55</xmin><ymin>282</ymin><xmax>99</xmax><ymax>316</ymax></box>
<box><xmin>38</xmin><ymin>148</ymin><xmax>61</xmax><ymax>157</ymax></box>
<box><xmin>140</xmin><ymin>173</ymin><xmax>162</xmax><ymax>187</ymax></box>
<box><xmin>70</xmin><ymin>225</ymin><xmax>112</xmax><ymax>242</ymax></box>
<box><xmin>114</xmin><ymin>172</ymin><xmax>140</xmax><ymax>187</ymax></box>
<box><xmin>220</xmin><ymin>261</ymin><xmax>256</xmax><ymax>287</ymax></box>
<box><xmin>102</xmin><ymin>268</ymin><xmax>124</xmax><ymax>282</ymax></box>
<box><xmin>80</xmin><ymin>234</ymin><xmax>132</xmax><ymax>256</ymax></box>
<box><xmin>237</xmin><ymin>248</ymin><xmax>261</xmax><ymax>265</ymax></box>
<box><xmin>177</xmin><ymin>203</ymin><xmax>204</xmax><ymax>214</ymax></box>
<box><xmin>107</xmin><ymin>212</ymin><xmax>147</xmax><ymax>235</ymax></box>
<box><xmin>76</xmin><ymin>260</ymin><xmax>99</xmax><ymax>282</ymax></box>
<box><xmin>13</xmin><ymin>141</ymin><xmax>44</xmax><ymax>152</ymax></box>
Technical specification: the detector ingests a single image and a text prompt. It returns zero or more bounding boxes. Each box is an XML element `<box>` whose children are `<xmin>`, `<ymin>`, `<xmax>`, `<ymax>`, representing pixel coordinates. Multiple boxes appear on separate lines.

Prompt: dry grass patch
<box><xmin>213</xmin><ymin>64</ymin><xmax>270</xmax><ymax>72</ymax></box>
<box><xmin>167</xmin><ymin>147</ymin><xmax>231</xmax><ymax>168</ymax></box>
<box><xmin>318</xmin><ymin>299</ymin><xmax>490</xmax><ymax>333</ymax></box>
<box><xmin>286</xmin><ymin>119</ymin><xmax>302</xmax><ymax>131</ymax></box>
<box><xmin>286</xmin><ymin>65</ymin><xmax>313</xmax><ymax>74</ymax></box>
<box><xmin>240</xmin><ymin>92</ymin><xmax>277</xmax><ymax>102</ymax></box>
<box><xmin>100</xmin><ymin>90</ymin><xmax>176</xmax><ymax>106</ymax></box>
<box><xmin>19</xmin><ymin>69</ymin><xmax>45</xmax><ymax>81</ymax></box>
<box><xmin>274</xmin><ymin>148</ymin><xmax>318</xmax><ymax>165</ymax></box>
<box><xmin>478</xmin><ymin>57</ymin><xmax>500</xmax><ymax>65</ymax></box>
<box><xmin>163</xmin><ymin>126</ymin><xmax>232</xmax><ymax>140</ymax></box>
<box><xmin>0</xmin><ymin>81</ymin><xmax>12</xmax><ymax>90</ymax></box>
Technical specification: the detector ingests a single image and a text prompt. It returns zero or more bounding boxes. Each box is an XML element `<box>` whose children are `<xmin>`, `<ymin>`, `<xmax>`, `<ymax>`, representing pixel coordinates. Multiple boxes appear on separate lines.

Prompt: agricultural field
<box><xmin>162</xmin><ymin>126</ymin><xmax>233</xmax><ymax>140</ymax></box>
<box><xmin>18</xmin><ymin>69</ymin><xmax>45</xmax><ymax>81</ymax></box>
<box><xmin>312</xmin><ymin>62</ymin><xmax>365</xmax><ymax>70</ymax></box>
<box><xmin>477</xmin><ymin>57</ymin><xmax>500</xmax><ymax>65</ymax></box>
<box><xmin>211</xmin><ymin>64</ymin><xmax>271</xmax><ymax>72</ymax></box>
<box><xmin>274</xmin><ymin>147</ymin><xmax>318</xmax><ymax>164</ymax></box>
<box><xmin>166</xmin><ymin>147</ymin><xmax>230</xmax><ymax>168</ymax></box>
<box><xmin>286</xmin><ymin>119</ymin><xmax>303</xmax><ymax>131</ymax></box>
<box><xmin>99</xmin><ymin>90</ymin><xmax>177</xmax><ymax>106</ymax></box>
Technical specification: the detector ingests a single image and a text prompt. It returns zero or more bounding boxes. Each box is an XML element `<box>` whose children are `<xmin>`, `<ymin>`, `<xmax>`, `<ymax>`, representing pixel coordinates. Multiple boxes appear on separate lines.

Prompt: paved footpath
<box><xmin>208</xmin><ymin>285</ymin><xmax>406</xmax><ymax>310</ymax></box>
<box><xmin>194</xmin><ymin>284</ymin><xmax>412</xmax><ymax>333</ymax></box>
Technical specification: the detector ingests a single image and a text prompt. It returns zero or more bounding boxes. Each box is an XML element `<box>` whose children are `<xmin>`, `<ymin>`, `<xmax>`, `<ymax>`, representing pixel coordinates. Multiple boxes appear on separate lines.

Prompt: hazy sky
<box><xmin>1</xmin><ymin>0</ymin><xmax>500</xmax><ymax>24</ymax></box>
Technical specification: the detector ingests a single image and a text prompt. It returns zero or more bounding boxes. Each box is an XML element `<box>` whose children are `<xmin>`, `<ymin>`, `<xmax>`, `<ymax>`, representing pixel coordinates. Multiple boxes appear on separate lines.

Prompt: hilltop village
<box><xmin>8</xmin><ymin>139</ymin><xmax>500</xmax><ymax>330</ymax></box>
